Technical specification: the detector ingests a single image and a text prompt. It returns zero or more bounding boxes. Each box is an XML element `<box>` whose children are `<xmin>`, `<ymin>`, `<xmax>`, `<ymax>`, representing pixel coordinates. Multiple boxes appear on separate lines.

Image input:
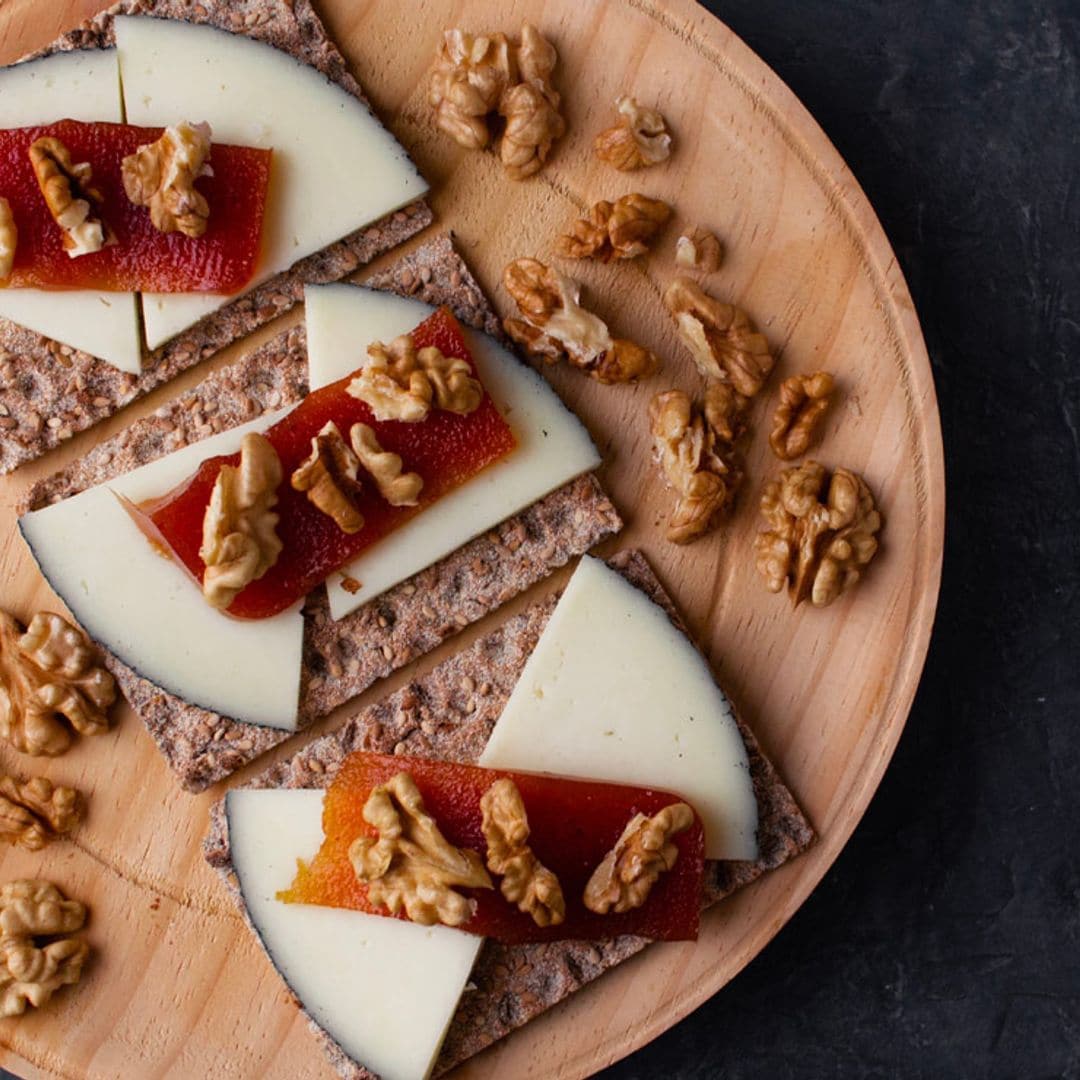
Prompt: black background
<box><xmin>4</xmin><ymin>2</ymin><xmax>1078</xmax><ymax>1078</ymax></box>
<box><xmin>602</xmin><ymin>1</ymin><xmax>1080</xmax><ymax>1078</ymax></box>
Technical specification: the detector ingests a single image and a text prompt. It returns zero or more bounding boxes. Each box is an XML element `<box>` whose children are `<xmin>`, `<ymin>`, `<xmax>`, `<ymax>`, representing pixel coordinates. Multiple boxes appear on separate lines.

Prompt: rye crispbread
<box><xmin>0</xmin><ymin>0</ymin><xmax>432</xmax><ymax>475</ymax></box>
<box><xmin>22</xmin><ymin>235</ymin><xmax>623</xmax><ymax>790</ymax></box>
<box><xmin>203</xmin><ymin>550</ymin><xmax>815</xmax><ymax>1080</ymax></box>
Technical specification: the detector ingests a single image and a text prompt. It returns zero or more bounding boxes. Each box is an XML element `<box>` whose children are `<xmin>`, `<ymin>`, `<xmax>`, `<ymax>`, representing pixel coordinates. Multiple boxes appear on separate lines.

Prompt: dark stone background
<box><xmin>4</xmin><ymin>2</ymin><xmax>1077</xmax><ymax>1079</ymax></box>
<box><xmin>601</xmin><ymin>1</ymin><xmax>1080</xmax><ymax>1077</ymax></box>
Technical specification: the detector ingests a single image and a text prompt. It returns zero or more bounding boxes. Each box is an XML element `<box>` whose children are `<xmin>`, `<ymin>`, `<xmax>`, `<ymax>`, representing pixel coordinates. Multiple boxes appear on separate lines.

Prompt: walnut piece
<box><xmin>675</xmin><ymin>226</ymin><xmax>723</xmax><ymax>273</ymax></box>
<box><xmin>290</xmin><ymin>422</ymin><xmax>365</xmax><ymax>533</ymax></box>
<box><xmin>556</xmin><ymin>193</ymin><xmax>672</xmax><ymax>262</ymax></box>
<box><xmin>663</xmin><ymin>277</ymin><xmax>774</xmax><ymax>397</ymax></box>
<box><xmin>770</xmin><ymin>372</ymin><xmax>835</xmax><ymax>460</ymax></box>
<box><xmin>0</xmin><ymin>611</ymin><xmax>115</xmax><ymax>757</ymax></box>
<box><xmin>122</xmin><ymin>121</ymin><xmax>212</xmax><ymax>238</ymax></box>
<box><xmin>503</xmin><ymin>258</ymin><xmax>659</xmax><ymax>384</ymax></box>
<box><xmin>0</xmin><ymin>197</ymin><xmax>16</xmax><ymax>281</ymax></box>
<box><xmin>349</xmin><ymin>772</ymin><xmax>492</xmax><ymax>927</ymax></box>
<box><xmin>348</xmin><ymin>334</ymin><xmax>482</xmax><ymax>422</ymax></box>
<box><xmin>650</xmin><ymin>384</ymin><xmax>746</xmax><ymax>543</ymax></box>
<box><xmin>584</xmin><ymin>803</ymin><xmax>694</xmax><ymax>914</ymax></box>
<box><xmin>0</xmin><ymin>775</ymin><xmax>82</xmax><ymax>852</ymax></box>
<box><xmin>498</xmin><ymin>24</ymin><xmax>565</xmax><ymax>180</ymax></box>
<box><xmin>199</xmin><ymin>433</ymin><xmax>283</xmax><ymax>609</ymax></box>
<box><xmin>594</xmin><ymin>95</ymin><xmax>673</xmax><ymax>170</ymax></box>
<box><xmin>0</xmin><ymin>880</ymin><xmax>88</xmax><ymax>1018</ymax></box>
<box><xmin>429</xmin><ymin>30</ymin><xmax>515</xmax><ymax>150</ymax></box>
<box><xmin>480</xmin><ymin>778</ymin><xmax>565</xmax><ymax>928</ymax></box>
<box><xmin>349</xmin><ymin>423</ymin><xmax>423</xmax><ymax>507</ymax></box>
<box><xmin>755</xmin><ymin>460</ymin><xmax>882</xmax><ymax>607</ymax></box>
<box><xmin>28</xmin><ymin>137</ymin><xmax>112</xmax><ymax>257</ymax></box>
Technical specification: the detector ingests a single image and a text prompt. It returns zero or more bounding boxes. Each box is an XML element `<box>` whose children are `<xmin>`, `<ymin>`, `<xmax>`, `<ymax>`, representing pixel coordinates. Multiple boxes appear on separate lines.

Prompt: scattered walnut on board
<box><xmin>584</xmin><ymin>802</ymin><xmax>694</xmax><ymax>914</ymax></box>
<box><xmin>650</xmin><ymin>384</ymin><xmax>746</xmax><ymax>543</ymax></box>
<box><xmin>199</xmin><ymin>432</ymin><xmax>283</xmax><ymax>609</ymax></box>
<box><xmin>594</xmin><ymin>95</ymin><xmax>673</xmax><ymax>170</ymax></box>
<box><xmin>349</xmin><ymin>423</ymin><xmax>423</xmax><ymax>507</ymax></box>
<box><xmin>290</xmin><ymin>421</ymin><xmax>366</xmax><ymax>534</ymax></box>
<box><xmin>349</xmin><ymin>771</ymin><xmax>492</xmax><ymax>927</ymax></box>
<box><xmin>122</xmin><ymin>121</ymin><xmax>212</xmax><ymax>238</ymax></box>
<box><xmin>770</xmin><ymin>372</ymin><xmax>835</xmax><ymax>460</ymax></box>
<box><xmin>0</xmin><ymin>610</ymin><xmax>115</xmax><ymax>756</ymax></box>
<box><xmin>28</xmin><ymin>136</ymin><xmax>112</xmax><ymax>257</ymax></box>
<box><xmin>675</xmin><ymin>227</ymin><xmax>723</xmax><ymax>273</ymax></box>
<box><xmin>499</xmin><ymin>25</ymin><xmax>566</xmax><ymax>181</ymax></box>
<box><xmin>0</xmin><ymin>196</ymin><xmax>16</xmax><ymax>281</ymax></box>
<box><xmin>502</xmin><ymin>257</ymin><xmax>659</xmax><ymax>384</ymax></box>
<box><xmin>0</xmin><ymin>880</ymin><xmax>88</xmax><ymax>1018</ymax></box>
<box><xmin>556</xmin><ymin>193</ymin><xmax>672</xmax><ymax>262</ymax></box>
<box><xmin>480</xmin><ymin>778</ymin><xmax>565</xmax><ymax>928</ymax></box>
<box><xmin>755</xmin><ymin>460</ymin><xmax>882</xmax><ymax>607</ymax></box>
<box><xmin>0</xmin><ymin>775</ymin><xmax>82</xmax><ymax>851</ymax></box>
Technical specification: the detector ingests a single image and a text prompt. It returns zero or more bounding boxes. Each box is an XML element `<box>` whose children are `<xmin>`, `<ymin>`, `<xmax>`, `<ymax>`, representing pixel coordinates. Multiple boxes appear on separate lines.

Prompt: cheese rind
<box><xmin>19</xmin><ymin>412</ymin><xmax>304</xmax><ymax>730</ymax></box>
<box><xmin>227</xmin><ymin>789</ymin><xmax>481</xmax><ymax>1080</ymax></box>
<box><xmin>305</xmin><ymin>285</ymin><xmax>603</xmax><ymax>616</ymax></box>
<box><xmin>114</xmin><ymin>16</ymin><xmax>429</xmax><ymax>349</ymax></box>
<box><xmin>480</xmin><ymin>556</ymin><xmax>760</xmax><ymax>861</ymax></box>
<box><xmin>0</xmin><ymin>49</ymin><xmax>142</xmax><ymax>373</ymax></box>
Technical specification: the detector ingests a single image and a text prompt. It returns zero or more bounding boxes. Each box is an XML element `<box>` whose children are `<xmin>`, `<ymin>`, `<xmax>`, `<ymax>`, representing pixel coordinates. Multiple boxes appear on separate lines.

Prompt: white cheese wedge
<box><xmin>305</xmin><ymin>285</ymin><xmax>603</xmax><ymax>617</ymax></box>
<box><xmin>227</xmin><ymin>789</ymin><xmax>481</xmax><ymax>1080</ymax></box>
<box><xmin>0</xmin><ymin>49</ymin><xmax>141</xmax><ymax>374</ymax></box>
<box><xmin>114</xmin><ymin>16</ymin><xmax>429</xmax><ymax>349</ymax></box>
<box><xmin>480</xmin><ymin>556</ymin><xmax>760</xmax><ymax>861</ymax></box>
<box><xmin>19</xmin><ymin>412</ymin><xmax>304</xmax><ymax>730</ymax></box>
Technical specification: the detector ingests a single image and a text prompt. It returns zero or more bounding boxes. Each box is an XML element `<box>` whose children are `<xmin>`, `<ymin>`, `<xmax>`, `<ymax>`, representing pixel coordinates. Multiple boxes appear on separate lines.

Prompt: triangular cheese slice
<box><xmin>114</xmin><ymin>16</ymin><xmax>429</xmax><ymax>349</ymax></box>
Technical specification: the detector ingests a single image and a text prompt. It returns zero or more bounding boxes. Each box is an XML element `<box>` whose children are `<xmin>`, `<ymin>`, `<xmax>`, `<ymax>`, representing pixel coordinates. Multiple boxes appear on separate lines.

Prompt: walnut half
<box><xmin>594</xmin><ymin>95</ymin><xmax>673</xmax><ymax>170</ymax></box>
<box><xmin>122</xmin><ymin>121</ymin><xmax>212</xmax><ymax>238</ymax></box>
<box><xmin>0</xmin><ymin>196</ymin><xmax>16</xmax><ymax>282</ymax></box>
<box><xmin>0</xmin><ymin>610</ymin><xmax>116</xmax><ymax>756</ymax></box>
<box><xmin>0</xmin><ymin>880</ymin><xmax>89</xmax><ymax>1018</ymax></box>
<box><xmin>503</xmin><ymin>258</ymin><xmax>659</xmax><ymax>384</ymax></box>
<box><xmin>0</xmin><ymin>775</ymin><xmax>82</xmax><ymax>851</ymax></box>
<box><xmin>290</xmin><ymin>422</ymin><xmax>366</xmax><ymax>534</ymax></box>
<box><xmin>675</xmin><ymin>227</ymin><xmax>723</xmax><ymax>273</ymax></box>
<box><xmin>498</xmin><ymin>24</ymin><xmax>566</xmax><ymax>180</ymax></box>
<box><xmin>429</xmin><ymin>30</ymin><xmax>515</xmax><ymax>151</ymax></box>
<box><xmin>769</xmin><ymin>372</ymin><xmax>835</xmax><ymax>460</ymax></box>
<box><xmin>349</xmin><ymin>424</ymin><xmax>423</xmax><ymax>507</ymax></box>
<box><xmin>480</xmin><ymin>778</ymin><xmax>565</xmax><ymax>928</ymax></box>
<box><xmin>755</xmin><ymin>460</ymin><xmax>882</xmax><ymax>607</ymax></box>
<box><xmin>584</xmin><ymin>802</ymin><xmax>694</xmax><ymax>914</ymax></box>
<box><xmin>28</xmin><ymin>137</ymin><xmax>112</xmax><ymax>258</ymax></box>
<box><xmin>556</xmin><ymin>193</ymin><xmax>672</xmax><ymax>262</ymax></box>
<box><xmin>349</xmin><ymin>772</ymin><xmax>492</xmax><ymax>927</ymax></box>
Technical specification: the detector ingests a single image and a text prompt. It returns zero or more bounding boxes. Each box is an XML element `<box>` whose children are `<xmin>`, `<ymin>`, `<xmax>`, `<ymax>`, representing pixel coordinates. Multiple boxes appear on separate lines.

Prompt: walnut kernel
<box><xmin>290</xmin><ymin>422</ymin><xmax>365</xmax><ymax>533</ymax></box>
<box><xmin>122</xmin><ymin>121</ymin><xmax>212</xmax><ymax>238</ymax></box>
<box><xmin>429</xmin><ymin>30</ymin><xmax>515</xmax><ymax>150</ymax></box>
<box><xmin>349</xmin><ymin>772</ymin><xmax>492</xmax><ymax>927</ymax></box>
<box><xmin>675</xmin><ymin>227</ymin><xmax>723</xmax><ymax>272</ymax></box>
<box><xmin>0</xmin><ymin>611</ymin><xmax>115</xmax><ymax>757</ymax></box>
<box><xmin>770</xmin><ymin>372</ymin><xmax>835</xmax><ymax>460</ymax></box>
<box><xmin>0</xmin><ymin>775</ymin><xmax>81</xmax><ymax>851</ymax></box>
<box><xmin>755</xmin><ymin>460</ymin><xmax>882</xmax><ymax>607</ymax></box>
<box><xmin>556</xmin><ymin>193</ymin><xmax>672</xmax><ymax>262</ymax></box>
<box><xmin>28</xmin><ymin>137</ymin><xmax>112</xmax><ymax>257</ymax></box>
<box><xmin>200</xmin><ymin>433</ymin><xmax>283</xmax><ymax>609</ymax></box>
<box><xmin>350</xmin><ymin>423</ymin><xmax>423</xmax><ymax>507</ymax></box>
<box><xmin>0</xmin><ymin>197</ymin><xmax>16</xmax><ymax>281</ymax></box>
<box><xmin>594</xmin><ymin>95</ymin><xmax>673</xmax><ymax>170</ymax></box>
<box><xmin>0</xmin><ymin>880</ymin><xmax>88</xmax><ymax>1018</ymax></box>
<box><xmin>498</xmin><ymin>24</ymin><xmax>565</xmax><ymax>180</ymax></box>
<box><xmin>584</xmin><ymin>803</ymin><xmax>694</xmax><ymax>914</ymax></box>
<box><xmin>480</xmin><ymin>778</ymin><xmax>565</xmax><ymax>928</ymax></box>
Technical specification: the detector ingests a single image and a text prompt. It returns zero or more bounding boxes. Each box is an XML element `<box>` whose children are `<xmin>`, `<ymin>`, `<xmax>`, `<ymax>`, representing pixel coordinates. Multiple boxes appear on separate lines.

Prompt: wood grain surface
<box><xmin>0</xmin><ymin>1</ymin><xmax>944</xmax><ymax>1078</ymax></box>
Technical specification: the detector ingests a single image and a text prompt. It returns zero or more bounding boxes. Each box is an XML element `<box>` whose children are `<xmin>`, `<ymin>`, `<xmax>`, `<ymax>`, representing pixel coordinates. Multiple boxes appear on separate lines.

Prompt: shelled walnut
<box><xmin>0</xmin><ymin>880</ymin><xmax>89</xmax><ymax>1018</ymax></box>
<box><xmin>499</xmin><ymin>25</ymin><xmax>565</xmax><ymax>180</ymax></box>
<box><xmin>584</xmin><ymin>802</ymin><xmax>693</xmax><ymax>914</ymax></box>
<box><xmin>503</xmin><ymin>257</ymin><xmax>659</xmax><ymax>384</ymax></box>
<box><xmin>755</xmin><ymin>460</ymin><xmax>882</xmax><ymax>607</ymax></box>
<box><xmin>480</xmin><ymin>778</ymin><xmax>565</xmax><ymax>928</ymax></box>
<box><xmin>28</xmin><ymin>136</ymin><xmax>112</xmax><ymax>257</ymax></box>
<box><xmin>200</xmin><ymin>432</ymin><xmax>283</xmax><ymax>609</ymax></box>
<box><xmin>291</xmin><ymin>422</ymin><xmax>366</xmax><ymax>533</ymax></box>
<box><xmin>0</xmin><ymin>197</ymin><xmax>16</xmax><ymax>281</ymax></box>
<box><xmin>350</xmin><ymin>423</ymin><xmax>423</xmax><ymax>507</ymax></box>
<box><xmin>663</xmin><ymin>277</ymin><xmax>773</xmax><ymax>395</ymax></box>
<box><xmin>122</xmin><ymin>121</ymin><xmax>212</xmax><ymax>238</ymax></box>
<box><xmin>769</xmin><ymin>372</ymin><xmax>835</xmax><ymax>460</ymax></box>
<box><xmin>0</xmin><ymin>775</ymin><xmax>82</xmax><ymax>851</ymax></box>
<box><xmin>675</xmin><ymin>226</ymin><xmax>723</xmax><ymax>273</ymax></box>
<box><xmin>350</xmin><ymin>772</ymin><xmax>492</xmax><ymax>927</ymax></box>
<box><xmin>594</xmin><ymin>95</ymin><xmax>673</xmax><ymax>170</ymax></box>
<box><xmin>650</xmin><ymin>384</ymin><xmax>746</xmax><ymax>543</ymax></box>
<box><xmin>555</xmin><ymin>193</ymin><xmax>672</xmax><ymax>262</ymax></box>
<box><xmin>0</xmin><ymin>610</ymin><xmax>115</xmax><ymax>756</ymax></box>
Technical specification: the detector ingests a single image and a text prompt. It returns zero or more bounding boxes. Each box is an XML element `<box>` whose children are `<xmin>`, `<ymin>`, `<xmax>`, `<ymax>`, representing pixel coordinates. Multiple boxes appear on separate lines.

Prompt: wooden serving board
<box><xmin>0</xmin><ymin>0</ymin><xmax>944</xmax><ymax>1077</ymax></box>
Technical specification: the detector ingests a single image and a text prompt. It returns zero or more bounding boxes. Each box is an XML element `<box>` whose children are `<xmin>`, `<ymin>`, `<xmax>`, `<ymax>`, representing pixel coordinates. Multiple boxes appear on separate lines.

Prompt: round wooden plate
<box><xmin>0</xmin><ymin>0</ymin><xmax>944</xmax><ymax>1077</ymax></box>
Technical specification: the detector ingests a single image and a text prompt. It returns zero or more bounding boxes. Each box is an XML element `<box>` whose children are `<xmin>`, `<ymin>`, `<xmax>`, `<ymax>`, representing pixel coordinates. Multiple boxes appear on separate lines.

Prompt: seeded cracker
<box><xmin>0</xmin><ymin>0</ymin><xmax>432</xmax><ymax>475</ymax></box>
